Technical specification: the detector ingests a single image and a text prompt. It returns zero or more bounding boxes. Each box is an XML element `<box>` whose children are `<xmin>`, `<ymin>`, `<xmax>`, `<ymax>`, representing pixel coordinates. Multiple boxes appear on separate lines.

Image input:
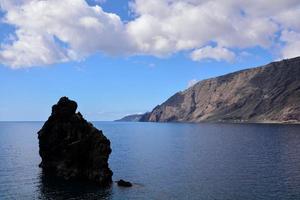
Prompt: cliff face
<box><xmin>38</xmin><ymin>97</ymin><xmax>113</xmax><ymax>186</ymax></box>
<box><xmin>141</xmin><ymin>57</ymin><xmax>300</xmax><ymax>123</ymax></box>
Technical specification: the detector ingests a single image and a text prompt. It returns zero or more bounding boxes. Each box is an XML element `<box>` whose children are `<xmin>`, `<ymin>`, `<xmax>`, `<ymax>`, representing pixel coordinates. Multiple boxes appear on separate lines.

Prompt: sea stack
<box><xmin>38</xmin><ymin>97</ymin><xmax>113</xmax><ymax>186</ymax></box>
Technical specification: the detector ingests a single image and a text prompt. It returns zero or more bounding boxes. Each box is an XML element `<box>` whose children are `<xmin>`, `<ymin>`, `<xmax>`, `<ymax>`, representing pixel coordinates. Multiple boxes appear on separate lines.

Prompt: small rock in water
<box><xmin>38</xmin><ymin>97</ymin><xmax>113</xmax><ymax>186</ymax></box>
<box><xmin>117</xmin><ymin>179</ymin><xmax>133</xmax><ymax>187</ymax></box>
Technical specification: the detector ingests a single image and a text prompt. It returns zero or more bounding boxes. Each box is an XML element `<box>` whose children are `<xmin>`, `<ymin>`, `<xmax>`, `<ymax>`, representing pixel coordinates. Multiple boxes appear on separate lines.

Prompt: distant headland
<box><xmin>118</xmin><ymin>57</ymin><xmax>300</xmax><ymax>124</ymax></box>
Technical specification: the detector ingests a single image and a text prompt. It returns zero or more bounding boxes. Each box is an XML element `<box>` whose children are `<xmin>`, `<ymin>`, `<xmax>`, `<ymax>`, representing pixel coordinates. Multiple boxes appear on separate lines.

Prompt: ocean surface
<box><xmin>0</xmin><ymin>122</ymin><xmax>300</xmax><ymax>200</ymax></box>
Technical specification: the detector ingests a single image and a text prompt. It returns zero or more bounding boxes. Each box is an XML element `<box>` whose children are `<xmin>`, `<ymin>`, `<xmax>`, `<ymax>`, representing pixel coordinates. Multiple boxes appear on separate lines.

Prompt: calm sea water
<box><xmin>0</xmin><ymin>122</ymin><xmax>300</xmax><ymax>200</ymax></box>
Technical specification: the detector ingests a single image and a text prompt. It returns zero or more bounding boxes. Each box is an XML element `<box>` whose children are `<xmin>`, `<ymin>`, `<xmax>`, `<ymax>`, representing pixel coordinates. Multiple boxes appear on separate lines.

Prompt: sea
<box><xmin>0</xmin><ymin>121</ymin><xmax>300</xmax><ymax>200</ymax></box>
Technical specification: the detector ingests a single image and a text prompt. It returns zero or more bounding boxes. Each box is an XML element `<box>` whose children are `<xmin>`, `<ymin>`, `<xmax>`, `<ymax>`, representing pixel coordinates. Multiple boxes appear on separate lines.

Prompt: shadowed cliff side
<box><xmin>140</xmin><ymin>57</ymin><xmax>300</xmax><ymax>123</ymax></box>
<box><xmin>38</xmin><ymin>97</ymin><xmax>113</xmax><ymax>186</ymax></box>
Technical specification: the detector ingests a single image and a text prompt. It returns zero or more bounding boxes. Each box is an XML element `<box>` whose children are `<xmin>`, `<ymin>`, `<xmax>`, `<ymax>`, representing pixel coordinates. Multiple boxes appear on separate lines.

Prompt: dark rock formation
<box><xmin>117</xmin><ymin>179</ymin><xmax>132</xmax><ymax>187</ymax></box>
<box><xmin>140</xmin><ymin>56</ymin><xmax>300</xmax><ymax>124</ymax></box>
<box><xmin>115</xmin><ymin>114</ymin><xmax>143</xmax><ymax>122</ymax></box>
<box><xmin>38</xmin><ymin>97</ymin><xmax>113</xmax><ymax>186</ymax></box>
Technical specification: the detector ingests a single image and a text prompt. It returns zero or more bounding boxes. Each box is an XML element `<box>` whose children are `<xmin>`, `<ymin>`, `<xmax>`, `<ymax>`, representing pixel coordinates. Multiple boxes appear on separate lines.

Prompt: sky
<box><xmin>0</xmin><ymin>0</ymin><xmax>300</xmax><ymax>121</ymax></box>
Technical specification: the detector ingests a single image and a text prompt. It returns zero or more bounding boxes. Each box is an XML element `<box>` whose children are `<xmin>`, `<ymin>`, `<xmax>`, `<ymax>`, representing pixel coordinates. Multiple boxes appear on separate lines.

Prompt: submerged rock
<box><xmin>117</xmin><ymin>179</ymin><xmax>132</xmax><ymax>187</ymax></box>
<box><xmin>38</xmin><ymin>97</ymin><xmax>113</xmax><ymax>186</ymax></box>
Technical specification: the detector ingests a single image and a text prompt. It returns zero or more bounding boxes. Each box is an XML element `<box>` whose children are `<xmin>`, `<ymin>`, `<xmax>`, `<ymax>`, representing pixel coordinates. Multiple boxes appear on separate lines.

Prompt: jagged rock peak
<box><xmin>51</xmin><ymin>96</ymin><xmax>77</xmax><ymax>118</ymax></box>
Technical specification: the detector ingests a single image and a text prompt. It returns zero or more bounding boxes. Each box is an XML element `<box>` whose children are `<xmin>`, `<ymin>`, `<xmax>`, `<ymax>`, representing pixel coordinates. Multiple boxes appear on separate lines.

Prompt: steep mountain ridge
<box><xmin>140</xmin><ymin>57</ymin><xmax>300</xmax><ymax>123</ymax></box>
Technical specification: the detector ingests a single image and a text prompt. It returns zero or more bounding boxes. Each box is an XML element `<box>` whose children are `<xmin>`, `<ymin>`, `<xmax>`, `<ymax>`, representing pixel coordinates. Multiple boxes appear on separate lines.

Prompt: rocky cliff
<box><xmin>140</xmin><ymin>57</ymin><xmax>300</xmax><ymax>123</ymax></box>
<box><xmin>38</xmin><ymin>97</ymin><xmax>113</xmax><ymax>186</ymax></box>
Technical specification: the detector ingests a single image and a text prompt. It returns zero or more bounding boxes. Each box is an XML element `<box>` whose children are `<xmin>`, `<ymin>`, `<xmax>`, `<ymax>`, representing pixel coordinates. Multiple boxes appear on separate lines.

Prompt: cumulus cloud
<box><xmin>0</xmin><ymin>0</ymin><xmax>135</xmax><ymax>68</ymax></box>
<box><xmin>190</xmin><ymin>46</ymin><xmax>235</xmax><ymax>62</ymax></box>
<box><xmin>128</xmin><ymin>0</ymin><xmax>277</xmax><ymax>53</ymax></box>
<box><xmin>0</xmin><ymin>0</ymin><xmax>300</xmax><ymax>68</ymax></box>
<box><xmin>279</xmin><ymin>30</ymin><xmax>300</xmax><ymax>59</ymax></box>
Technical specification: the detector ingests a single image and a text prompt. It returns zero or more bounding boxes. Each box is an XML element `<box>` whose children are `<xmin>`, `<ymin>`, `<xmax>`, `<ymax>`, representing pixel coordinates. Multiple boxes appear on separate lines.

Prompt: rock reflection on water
<box><xmin>37</xmin><ymin>171</ymin><xmax>113</xmax><ymax>200</ymax></box>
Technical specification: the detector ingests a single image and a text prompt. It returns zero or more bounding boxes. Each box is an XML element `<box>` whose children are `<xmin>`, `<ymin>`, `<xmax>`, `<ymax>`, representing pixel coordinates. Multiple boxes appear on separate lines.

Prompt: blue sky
<box><xmin>0</xmin><ymin>0</ymin><xmax>299</xmax><ymax>121</ymax></box>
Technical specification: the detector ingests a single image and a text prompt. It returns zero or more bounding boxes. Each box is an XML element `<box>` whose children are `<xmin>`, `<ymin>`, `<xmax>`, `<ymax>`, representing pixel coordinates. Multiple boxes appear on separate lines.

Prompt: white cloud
<box><xmin>0</xmin><ymin>0</ymin><xmax>135</xmax><ymax>68</ymax></box>
<box><xmin>275</xmin><ymin>7</ymin><xmax>300</xmax><ymax>31</ymax></box>
<box><xmin>280</xmin><ymin>30</ymin><xmax>300</xmax><ymax>59</ymax></box>
<box><xmin>187</xmin><ymin>79</ymin><xmax>198</xmax><ymax>88</ymax></box>
<box><xmin>127</xmin><ymin>0</ymin><xmax>278</xmax><ymax>54</ymax></box>
<box><xmin>190</xmin><ymin>46</ymin><xmax>235</xmax><ymax>62</ymax></box>
<box><xmin>127</xmin><ymin>0</ymin><xmax>300</xmax><ymax>60</ymax></box>
<box><xmin>0</xmin><ymin>0</ymin><xmax>300</xmax><ymax>68</ymax></box>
